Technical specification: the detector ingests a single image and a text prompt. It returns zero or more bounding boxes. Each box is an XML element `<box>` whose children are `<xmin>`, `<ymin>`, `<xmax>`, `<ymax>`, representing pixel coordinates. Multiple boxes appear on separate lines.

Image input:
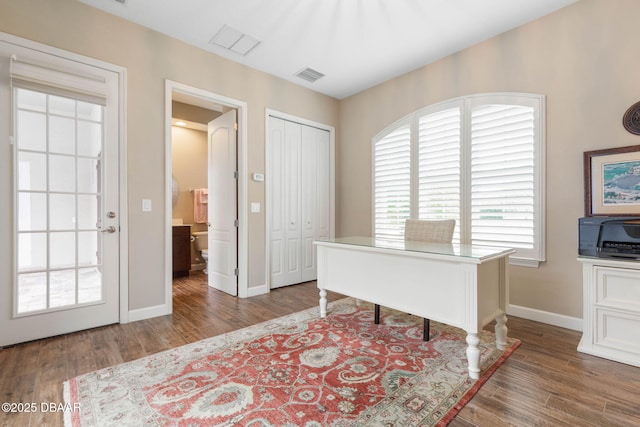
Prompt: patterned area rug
<box><xmin>64</xmin><ymin>298</ymin><xmax>519</xmax><ymax>426</ymax></box>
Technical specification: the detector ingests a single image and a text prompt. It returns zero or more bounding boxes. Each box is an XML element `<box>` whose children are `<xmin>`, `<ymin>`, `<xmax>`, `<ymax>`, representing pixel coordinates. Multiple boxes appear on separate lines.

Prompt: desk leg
<box><xmin>495</xmin><ymin>312</ymin><xmax>508</xmax><ymax>351</ymax></box>
<box><xmin>319</xmin><ymin>289</ymin><xmax>327</xmax><ymax>318</ymax></box>
<box><xmin>466</xmin><ymin>333</ymin><xmax>480</xmax><ymax>379</ymax></box>
<box><xmin>423</xmin><ymin>318</ymin><xmax>430</xmax><ymax>341</ymax></box>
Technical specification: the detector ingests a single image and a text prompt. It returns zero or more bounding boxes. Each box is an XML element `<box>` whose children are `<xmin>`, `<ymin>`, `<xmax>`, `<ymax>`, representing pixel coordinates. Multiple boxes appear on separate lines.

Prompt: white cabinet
<box><xmin>268</xmin><ymin>116</ymin><xmax>331</xmax><ymax>288</ymax></box>
<box><xmin>578</xmin><ymin>257</ymin><xmax>640</xmax><ymax>367</ymax></box>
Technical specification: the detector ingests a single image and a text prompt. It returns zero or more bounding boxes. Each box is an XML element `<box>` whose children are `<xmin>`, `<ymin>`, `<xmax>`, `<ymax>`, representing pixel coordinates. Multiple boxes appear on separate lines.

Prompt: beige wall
<box><xmin>337</xmin><ymin>0</ymin><xmax>639</xmax><ymax>319</ymax></box>
<box><xmin>172</xmin><ymin>101</ymin><xmax>221</xmax><ymax>125</ymax></box>
<box><xmin>170</xmin><ymin>101</ymin><xmax>218</xmax><ymax>233</ymax></box>
<box><xmin>0</xmin><ymin>0</ymin><xmax>338</xmax><ymax>310</ymax></box>
<box><xmin>3</xmin><ymin>0</ymin><xmax>636</xmax><ymax>323</ymax></box>
<box><xmin>171</xmin><ymin>127</ymin><xmax>208</xmax><ymax>220</ymax></box>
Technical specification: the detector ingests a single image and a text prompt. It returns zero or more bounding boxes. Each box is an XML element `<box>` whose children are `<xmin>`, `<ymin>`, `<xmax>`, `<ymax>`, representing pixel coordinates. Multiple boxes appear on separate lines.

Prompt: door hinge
<box><xmin>234</xmin><ymin>170</ymin><xmax>239</xmax><ymax>179</ymax></box>
<box><xmin>234</xmin><ymin>122</ymin><xmax>238</xmax><ymax>131</ymax></box>
<box><xmin>234</xmin><ymin>268</ymin><xmax>239</xmax><ymax>276</ymax></box>
<box><xmin>234</xmin><ymin>219</ymin><xmax>239</xmax><ymax>227</ymax></box>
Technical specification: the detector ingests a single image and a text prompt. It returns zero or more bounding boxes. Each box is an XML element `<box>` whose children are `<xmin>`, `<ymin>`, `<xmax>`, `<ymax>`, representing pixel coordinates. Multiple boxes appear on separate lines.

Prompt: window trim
<box><xmin>372</xmin><ymin>93</ymin><xmax>546</xmax><ymax>267</ymax></box>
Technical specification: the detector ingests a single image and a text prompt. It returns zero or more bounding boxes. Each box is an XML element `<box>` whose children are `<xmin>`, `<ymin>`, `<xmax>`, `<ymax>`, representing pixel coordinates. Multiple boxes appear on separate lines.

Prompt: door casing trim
<box><xmin>164</xmin><ymin>80</ymin><xmax>249</xmax><ymax>312</ymax></box>
<box><xmin>264</xmin><ymin>109</ymin><xmax>336</xmax><ymax>291</ymax></box>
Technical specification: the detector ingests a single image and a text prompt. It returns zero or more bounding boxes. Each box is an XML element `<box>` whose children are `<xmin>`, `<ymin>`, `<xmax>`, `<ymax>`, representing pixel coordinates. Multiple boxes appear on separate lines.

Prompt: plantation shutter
<box><xmin>417</xmin><ymin>106</ymin><xmax>461</xmax><ymax>242</ymax></box>
<box><xmin>470</xmin><ymin>103</ymin><xmax>535</xmax><ymax>249</ymax></box>
<box><xmin>373</xmin><ymin>121</ymin><xmax>411</xmax><ymax>242</ymax></box>
<box><xmin>371</xmin><ymin>93</ymin><xmax>544</xmax><ymax>265</ymax></box>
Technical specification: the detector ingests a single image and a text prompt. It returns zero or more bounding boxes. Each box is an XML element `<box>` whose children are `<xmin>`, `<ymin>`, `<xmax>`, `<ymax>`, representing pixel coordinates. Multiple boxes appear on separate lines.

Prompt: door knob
<box><xmin>100</xmin><ymin>226</ymin><xmax>116</xmax><ymax>233</ymax></box>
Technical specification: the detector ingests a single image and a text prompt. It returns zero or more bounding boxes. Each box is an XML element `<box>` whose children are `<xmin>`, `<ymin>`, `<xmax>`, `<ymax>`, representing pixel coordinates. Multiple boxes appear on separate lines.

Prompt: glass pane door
<box><xmin>15</xmin><ymin>88</ymin><xmax>104</xmax><ymax>315</ymax></box>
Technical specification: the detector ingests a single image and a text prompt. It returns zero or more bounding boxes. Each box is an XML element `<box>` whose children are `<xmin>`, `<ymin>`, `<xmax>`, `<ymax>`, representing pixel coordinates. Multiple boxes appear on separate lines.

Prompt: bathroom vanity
<box><xmin>172</xmin><ymin>225</ymin><xmax>191</xmax><ymax>277</ymax></box>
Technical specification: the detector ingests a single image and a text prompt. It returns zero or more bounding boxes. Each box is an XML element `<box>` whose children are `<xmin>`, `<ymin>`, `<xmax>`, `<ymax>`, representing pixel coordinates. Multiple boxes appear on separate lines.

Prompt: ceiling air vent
<box><xmin>112</xmin><ymin>0</ymin><xmax>125</xmax><ymax>3</ymax></box>
<box><xmin>295</xmin><ymin>67</ymin><xmax>325</xmax><ymax>83</ymax></box>
<box><xmin>209</xmin><ymin>25</ymin><xmax>261</xmax><ymax>56</ymax></box>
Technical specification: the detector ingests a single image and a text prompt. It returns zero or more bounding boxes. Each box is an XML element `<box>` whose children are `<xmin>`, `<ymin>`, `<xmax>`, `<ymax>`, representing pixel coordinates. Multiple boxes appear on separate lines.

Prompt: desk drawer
<box><xmin>595</xmin><ymin>266</ymin><xmax>640</xmax><ymax>311</ymax></box>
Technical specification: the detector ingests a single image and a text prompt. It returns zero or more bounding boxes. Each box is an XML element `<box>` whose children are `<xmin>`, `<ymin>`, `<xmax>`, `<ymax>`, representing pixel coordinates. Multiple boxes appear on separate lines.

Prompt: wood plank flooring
<box><xmin>1</xmin><ymin>271</ymin><xmax>639</xmax><ymax>426</ymax></box>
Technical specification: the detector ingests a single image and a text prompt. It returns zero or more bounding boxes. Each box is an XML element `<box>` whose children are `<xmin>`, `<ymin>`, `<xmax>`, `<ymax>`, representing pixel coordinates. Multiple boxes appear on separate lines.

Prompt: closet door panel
<box><xmin>301</xmin><ymin>125</ymin><xmax>318</xmax><ymax>282</ymax></box>
<box><xmin>316</xmin><ymin>128</ymin><xmax>331</xmax><ymax>241</ymax></box>
<box><xmin>268</xmin><ymin>118</ymin><xmax>286</xmax><ymax>287</ymax></box>
<box><xmin>284</xmin><ymin>121</ymin><xmax>302</xmax><ymax>284</ymax></box>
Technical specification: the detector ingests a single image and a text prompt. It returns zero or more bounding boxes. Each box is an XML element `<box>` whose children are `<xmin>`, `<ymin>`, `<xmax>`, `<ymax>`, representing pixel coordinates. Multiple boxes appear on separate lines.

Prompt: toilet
<box><xmin>192</xmin><ymin>231</ymin><xmax>208</xmax><ymax>274</ymax></box>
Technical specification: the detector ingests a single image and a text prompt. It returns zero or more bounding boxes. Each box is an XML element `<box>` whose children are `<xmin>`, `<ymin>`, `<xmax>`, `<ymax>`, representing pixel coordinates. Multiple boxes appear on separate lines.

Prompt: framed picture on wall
<box><xmin>584</xmin><ymin>144</ymin><xmax>640</xmax><ymax>216</ymax></box>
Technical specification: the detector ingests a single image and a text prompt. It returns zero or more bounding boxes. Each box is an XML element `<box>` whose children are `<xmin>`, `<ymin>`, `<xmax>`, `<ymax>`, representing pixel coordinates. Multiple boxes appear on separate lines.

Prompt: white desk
<box><xmin>314</xmin><ymin>237</ymin><xmax>515</xmax><ymax>379</ymax></box>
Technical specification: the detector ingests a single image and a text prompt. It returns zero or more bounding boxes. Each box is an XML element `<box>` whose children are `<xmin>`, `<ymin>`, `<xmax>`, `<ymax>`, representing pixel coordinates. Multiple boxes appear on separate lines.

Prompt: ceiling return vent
<box><xmin>295</xmin><ymin>67</ymin><xmax>325</xmax><ymax>83</ymax></box>
<box><xmin>210</xmin><ymin>25</ymin><xmax>261</xmax><ymax>56</ymax></box>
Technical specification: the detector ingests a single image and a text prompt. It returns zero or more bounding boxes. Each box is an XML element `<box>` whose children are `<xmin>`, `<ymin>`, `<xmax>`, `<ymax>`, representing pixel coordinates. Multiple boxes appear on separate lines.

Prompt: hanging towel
<box><xmin>198</xmin><ymin>188</ymin><xmax>208</xmax><ymax>204</ymax></box>
<box><xmin>193</xmin><ymin>188</ymin><xmax>208</xmax><ymax>223</ymax></box>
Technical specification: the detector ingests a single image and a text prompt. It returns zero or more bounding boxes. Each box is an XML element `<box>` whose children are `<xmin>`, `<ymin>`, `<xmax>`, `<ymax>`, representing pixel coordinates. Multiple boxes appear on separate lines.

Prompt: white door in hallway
<box><xmin>0</xmin><ymin>39</ymin><xmax>122</xmax><ymax>347</ymax></box>
<box><xmin>207</xmin><ymin>110</ymin><xmax>238</xmax><ymax>296</ymax></box>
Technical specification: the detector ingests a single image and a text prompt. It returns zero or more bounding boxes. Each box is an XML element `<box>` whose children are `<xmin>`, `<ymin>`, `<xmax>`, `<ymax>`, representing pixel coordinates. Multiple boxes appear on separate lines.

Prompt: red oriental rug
<box><xmin>64</xmin><ymin>298</ymin><xmax>519</xmax><ymax>426</ymax></box>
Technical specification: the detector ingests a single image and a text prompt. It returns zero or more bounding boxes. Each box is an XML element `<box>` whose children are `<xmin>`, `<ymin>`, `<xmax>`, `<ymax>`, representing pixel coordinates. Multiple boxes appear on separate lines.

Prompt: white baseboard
<box><xmin>507</xmin><ymin>304</ymin><xmax>582</xmax><ymax>332</ymax></box>
<box><xmin>127</xmin><ymin>303</ymin><xmax>171</xmax><ymax>323</ymax></box>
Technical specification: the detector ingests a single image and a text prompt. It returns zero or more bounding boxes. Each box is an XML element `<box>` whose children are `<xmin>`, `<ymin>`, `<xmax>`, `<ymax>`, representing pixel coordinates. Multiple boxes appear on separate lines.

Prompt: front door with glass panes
<box><xmin>0</xmin><ymin>40</ymin><xmax>121</xmax><ymax>347</ymax></box>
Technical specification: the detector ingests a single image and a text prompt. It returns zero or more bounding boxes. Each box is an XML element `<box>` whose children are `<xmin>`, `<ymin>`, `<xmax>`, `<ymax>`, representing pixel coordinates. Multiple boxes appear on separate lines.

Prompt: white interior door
<box><xmin>0</xmin><ymin>40</ymin><xmax>121</xmax><ymax>347</ymax></box>
<box><xmin>207</xmin><ymin>110</ymin><xmax>238</xmax><ymax>296</ymax></box>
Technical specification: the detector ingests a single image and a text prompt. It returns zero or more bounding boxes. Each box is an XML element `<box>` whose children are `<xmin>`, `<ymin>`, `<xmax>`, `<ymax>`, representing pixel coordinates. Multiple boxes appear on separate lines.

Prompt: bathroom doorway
<box><xmin>164</xmin><ymin>81</ymin><xmax>248</xmax><ymax>313</ymax></box>
<box><xmin>171</xmin><ymin>97</ymin><xmax>222</xmax><ymax>276</ymax></box>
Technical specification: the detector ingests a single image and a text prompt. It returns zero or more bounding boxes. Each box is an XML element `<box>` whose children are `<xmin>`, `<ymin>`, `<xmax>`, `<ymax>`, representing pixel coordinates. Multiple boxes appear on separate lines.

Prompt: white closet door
<box><xmin>315</xmin><ymin>128</ymin><xmax>331</xmax><ymax>242</ymax></box>
<box><xmin>283</xmin><ymin>120</ymin><xmax>302</xmax><ymax>285</ymax></box>
<box><xmin>269</xmin><ymin>118</ymin><xmax>286</xmax><ymax>287</ymax></box>
<box><xmin>300</xmin><ymin>126</ymin><xmax>331</xmax><ymax>282</ymax></box>
<box><xmin>300</xmin><ymin>125</ymin><xmax>318</xmax><ymax>282</ymax></box>
<box><xmin>268</xmin><ymin>115</ymin><xmax>331</xmax><ymax>288</ymax></box>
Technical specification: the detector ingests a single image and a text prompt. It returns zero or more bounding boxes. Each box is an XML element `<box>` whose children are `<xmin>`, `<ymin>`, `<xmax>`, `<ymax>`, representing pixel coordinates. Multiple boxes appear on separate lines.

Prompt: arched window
<box><xmin>373</xmin><ymin>93</ymin><xmax>545</xmax><ymax>266</ymax></box>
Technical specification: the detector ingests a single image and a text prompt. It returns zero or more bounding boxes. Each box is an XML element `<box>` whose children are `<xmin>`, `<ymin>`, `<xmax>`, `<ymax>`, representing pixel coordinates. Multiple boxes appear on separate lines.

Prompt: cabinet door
<box><xmin>172</xmin><ymin>226</ymin><xmax>191</xmax><ymax>277</ymax></box>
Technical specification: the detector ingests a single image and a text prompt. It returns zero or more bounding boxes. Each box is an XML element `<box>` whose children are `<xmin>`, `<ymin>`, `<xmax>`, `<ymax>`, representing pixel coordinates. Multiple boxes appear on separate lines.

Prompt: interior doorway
<box><xmin>164</xmin><ymin>81</ymin><xmax>248</xmax><ymax>314</ymax></box>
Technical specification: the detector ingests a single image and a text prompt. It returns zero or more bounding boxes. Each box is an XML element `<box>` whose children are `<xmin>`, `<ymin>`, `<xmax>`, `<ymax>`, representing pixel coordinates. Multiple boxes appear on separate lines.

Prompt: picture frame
<box><xmin>584</xmin><ymin>144</ymin><xmax>640</xmax><ymax>216</ymax></box>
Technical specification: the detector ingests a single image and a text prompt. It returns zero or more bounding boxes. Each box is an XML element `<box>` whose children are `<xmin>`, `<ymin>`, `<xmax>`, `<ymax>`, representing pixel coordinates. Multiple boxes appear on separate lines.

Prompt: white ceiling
<box><xmin>79</xmin><ymin>0</ymin><xmax>578</xmax><ymax>99</ymax></box>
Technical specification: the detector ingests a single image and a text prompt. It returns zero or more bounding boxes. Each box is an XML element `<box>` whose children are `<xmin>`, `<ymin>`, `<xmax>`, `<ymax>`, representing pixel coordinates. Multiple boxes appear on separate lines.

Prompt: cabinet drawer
<box><xmin>595</xmin><ymin>266</ymin><xmax>640</xmax><ymax>310</ymax></box>
<box><xmin>595</xmin><ymin>307</ymin><xmax>640</xmax><ymax>355</ymax></box>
